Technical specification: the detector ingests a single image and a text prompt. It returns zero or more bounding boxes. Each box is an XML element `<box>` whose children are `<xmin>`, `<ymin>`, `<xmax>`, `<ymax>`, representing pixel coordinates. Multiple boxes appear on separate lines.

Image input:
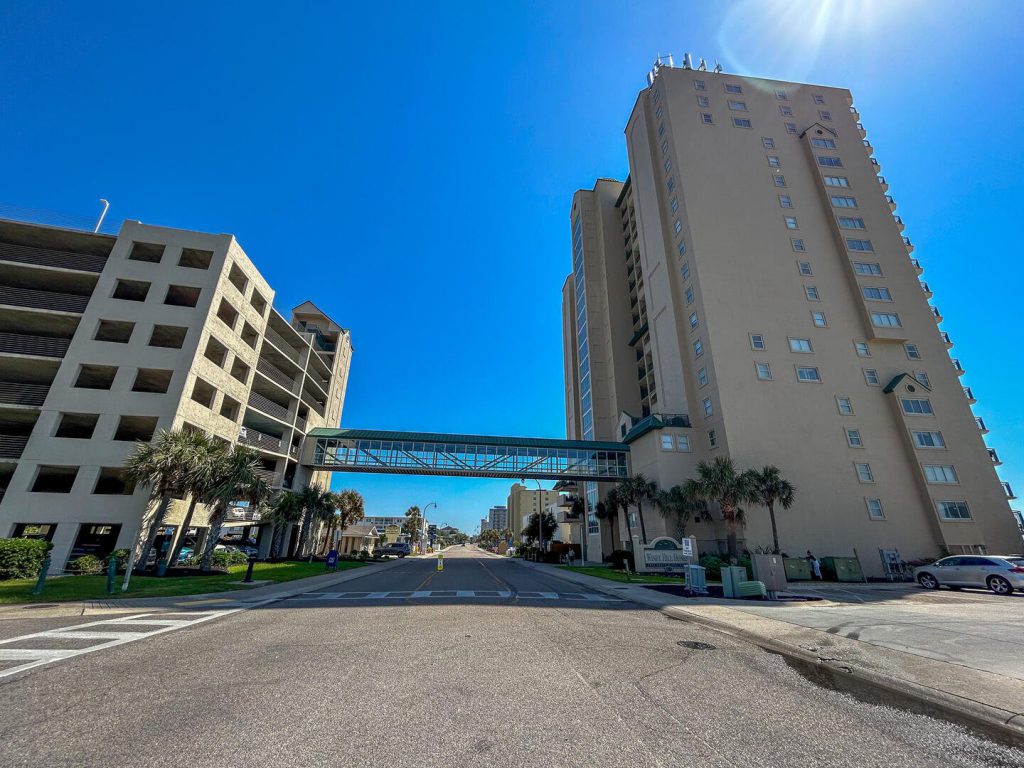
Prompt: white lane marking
<box><xmin>297</xmin><ymin>589</ymin><xmax>620</xmax><ymax>602</ymax></box>
<box><xmin>0</xmin><ymin>603</ymin><xmax>268</xmax><ymax>680</ymax></box>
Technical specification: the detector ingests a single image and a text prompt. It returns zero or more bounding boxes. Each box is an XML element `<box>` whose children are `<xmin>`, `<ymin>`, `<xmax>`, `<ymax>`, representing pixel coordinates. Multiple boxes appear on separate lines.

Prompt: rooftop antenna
<box><xmin>714</xmin><ymin>60</ymin><xmax>723</xmax><ymax>74</ymax></box>
<box><xmin>94</xmin><ymin>199</ymin><xmax>109</xmax><ymax>233</ymax></box>
<box><xmin>682</xmin><ymin>52</ymin><xmax>693</xmax><ymax>69</ymax></box>
<box><xmin>698</xmin><ymin>57</ymin><xmax>708</xmax><ymax>71</ymax></box>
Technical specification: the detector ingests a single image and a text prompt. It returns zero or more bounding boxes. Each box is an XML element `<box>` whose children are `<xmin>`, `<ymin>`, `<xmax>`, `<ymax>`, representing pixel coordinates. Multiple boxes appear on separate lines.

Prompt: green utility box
<box><xmin>783</xmin><ymin>558</ymin><xmax>812</xmax><ymax>581</ymax></box>
<box><xmin>821</xmin><ymin>556</ymin><xmax>864</xmax><ymax>582</ymax></box>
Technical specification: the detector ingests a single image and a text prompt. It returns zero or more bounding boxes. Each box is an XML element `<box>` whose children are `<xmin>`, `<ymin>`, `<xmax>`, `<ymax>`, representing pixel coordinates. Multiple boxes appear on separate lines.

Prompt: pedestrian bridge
<box><xmin>305</xmin><ymin>428</ymin><xmax>629</xmax><ymax>482</ymax></box>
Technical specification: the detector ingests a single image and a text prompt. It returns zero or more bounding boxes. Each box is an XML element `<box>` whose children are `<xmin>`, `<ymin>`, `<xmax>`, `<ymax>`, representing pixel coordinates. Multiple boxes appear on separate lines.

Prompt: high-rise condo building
<box><xmin>562</xmin><ymin>60</ymin><xmax>1019</xmax><ymax>575</ymax></box>
<box><xmin>0</xmin><ymin>217</ymin><xmax>351</xmax><ymax>569</ymax></box>
<box><xmin>507</xmin><ymin>483</ymin><xmax>561</xmax><ymax>541</ymax></box>
<box><xmin>488</xmin><ymin>505</ymin><xmax>509</xmax><ymax>532</ymax></box>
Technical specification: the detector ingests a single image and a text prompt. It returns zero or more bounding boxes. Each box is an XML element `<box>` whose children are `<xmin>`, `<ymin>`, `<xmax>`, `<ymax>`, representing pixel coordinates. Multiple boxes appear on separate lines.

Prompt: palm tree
<box><xmin>687</xmin><ymin>456</ymin><xmax>760</xmax><ymax>558</ymax></box>
<box><xmin>198</xmin><ymin>444</ymin><xmax>270</xmax><ymax>571</ymax></box>
<box><xmin>294</xmin><ymin>484</ymin><xmax>333</xmax><ymax>557</ymax></box>
<box><xmin>654</xmin><ymin>482</ymin><xmax>711</xmax><ymax>539</ymax></box>
<box><xmin>124</xmin><ymin>428</ymin><xmax>214</xmax><ymax>572</ymax></box>
<box><xmin>167</xmin><ymin>434</ymin><xmax>223</xmax><ymax>567</ymax></box>
<box><xmin>753</xmin><ymin>466</ymin><xmax>796</xmax><ymax>554</ymax></box>
<box><xmin>268</xmin><ymin>490</ymin><xmax>303</xmax><ymax>558</ymax></box>
<box><xmin>403</xmin><ymin>505</ymin><xmax>423</xmax><ymax>548</ymax></box>
<box><xmin>619</xmin><ymin>474</ymin><xmax>657</xmax><ymax>545</ymax></box>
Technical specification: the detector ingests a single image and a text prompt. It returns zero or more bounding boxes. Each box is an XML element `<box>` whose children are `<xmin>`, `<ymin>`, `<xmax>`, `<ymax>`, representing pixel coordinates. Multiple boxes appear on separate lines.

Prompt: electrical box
<box><xmin>685</xmin><ymin>564</ymin><xmax>707</xmax><ymax>595</ymax></box>
<box><xmin>721</xmin><ymin>565</ymin><xmax>748</xmax><ymax>598</ymax></box>
<box><xmin>752</xmin><ymin>554</ymin><xmax>789</xmax><ymax>593</ymax></box>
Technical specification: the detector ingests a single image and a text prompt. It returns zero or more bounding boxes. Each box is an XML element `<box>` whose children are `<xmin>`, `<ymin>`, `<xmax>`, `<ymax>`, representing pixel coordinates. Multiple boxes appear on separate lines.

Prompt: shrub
<box><xmin>605</xmin><ymin>549</ymin><xmax>635</xmax><ymax>572</ymax></box>
<box><xmin>699</xmin><ymin>554</ymin><xmax>726</xmax><ymax>581</ymax></box>
<box><xmin>66</xmin><ymin>554</ymin><xmax>105</xmax><ymax>575</ymax></box>
<box><xmin>0</xmin><ymin>538</ymin><xmax>51</xmax><ymax>580</ymax></box>
<box><xmin>110</xmin><ymin>548</ymin><xmax>131</xmax><ymax>573</ymax></box>
<box><xmin>180</xmin><ymin>549</ymin><xmax>248</xmax><ymax>569</ymax></box>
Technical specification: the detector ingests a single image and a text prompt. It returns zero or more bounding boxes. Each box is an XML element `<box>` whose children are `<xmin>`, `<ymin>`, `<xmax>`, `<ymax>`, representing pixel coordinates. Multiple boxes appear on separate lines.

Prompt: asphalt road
<box><xmin>1</xmin><ymin>547</ymin><xmax>1021</xmax><ymax>767</ymax></box>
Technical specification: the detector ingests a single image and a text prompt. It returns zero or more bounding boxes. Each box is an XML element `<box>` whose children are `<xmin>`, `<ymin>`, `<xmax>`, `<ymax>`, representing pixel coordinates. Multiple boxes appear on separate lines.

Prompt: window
<box><xmin>701</xmin><ymin>113</ymin><xmax>714</xmax><ymax>124</ymax></box>
<box><xmin>132</xmin><ymin>369</ymin><xmax>173</xmax><ymax>394</ymax></box>
<box><xmin>128</xmin><ymin>242</ymin><xmax>164</xmax><ymax>263</ymax></box>
<box><xmin>924</xmin><ymin>465</ymin><xmax>958</xmax><ymax>484</ymax></box>
<box><xmin>665</xmin><ymin>158</ymin><xmax>673</xmax><ymax>173</ymax></box>
<box><xmin>901</xmin><ymin>397</ymin><xmax>934</xmax><ymax>415</ymax></box>
<box><xmin>773</xmin><ymin>175</ymin><xmax>787</xmax><ymax>188</ymax></box>
<box><xmin>681</xmin><ymin>261</ymin><xmax>690</xmax><ymax>280</ymax></box>
<box><xmin>697</xmin><ymin>366</ymin><xmax>708</xmax><ymax>387</ymax></box>
<box><xmin>798</xmin><ymin>261</ymin><xmax>813</xmax><ymax>276</ymax></box>
<box><xmin>819</xmin><ymin>110</ymin><xmax>832</xmax><ymax>121</ymax></box>
<box><xmin>728</xmin><ymin>100</ymin><xmax>747</xmax><ymax>111</ymax></box>
<box><xmin>652</xmin><ymin>88</ymin><xmax>660</xmax><ymax>102</ymax></box>
<box><xmin>846</xmin><ymin>429</ymin><xmax>863</xmax><ymax>448</ymax></box>
<box><xmin>113</xmin><ymin>415</ymin><xmax>159</xmax><ymax>442</ymax></box>
<box><xmin>55</xmin><ymin>413</ymin><xmax>99</xmax><ymax>439</ymax></box>
<box><xmin>756</xmin><ymin>362</ymin><xmax>772</xmax><ymax>381</ymax></box>
<box><xmin>30</xmin><ymin>466</ymin><xmax>79</xmax><ymax>493</ymax></box>
<box><xmin>784</xmin><ymin>216</ymin><xmax>798</xmax><ymax>229</ymax></box>
<box><xmin>667</xmin><ymin>176</ymin><xmax>675</xmax><ymax>191</ymax></box>
<box><xmin>762</xmin><ymin>137</ymin><xmax>775</xmax><ymax>149</ymax></box>
<box><xmin>694</xmin><ymin>79</ymin><xmax>706</xmax><ymax>91</ymax></box>
<box><xmin>229</xmin><ymin>358</ymin><xmax>250</xmax><ymax>385</ymax></box>
<box><xmin>871</xmin><ymin>311</ymin><xmax>902</xmax><ymax>328</ymax></box>
<box><xmin>94</xmin><ymin>319</ymin><xmax>134</xmax><ymax>343</ymax></box>
<box><xmin>836</xmin><ymin>396</ymin><xmax>854</xmax><ymax>415</ymax></box>
<box><xmin>831</xmin><ymin>195</ymin><xmax>857</xmax><ymax>208</ymax></box>
<box><xmin>904</xmin><ymin>343</ymin><xmax>921</xmax><ymax>360</ymax></box>
<box><xmin>219</xmin><ymin>394</ymin><xmax>241</xmax><ymax>421</ymax></box>
<box><xmin>863</xmin><ymin>286</ymin><xmax>893</xmax><ymax>301</ymax></box>
<box><xmin>191</xmin><ymin>378</ymin><xmax>217</xmax><ymax>409</ymax></box>
<box><xmin>797</xmin><ymin>366</ymin><xmax>821</xmax><ymax>382</ymax></box>
<box><xmin>853</xmin><ymin>341</ymin><xmax>871</xmax><ymax>358</ymax></box>
<box><xmin>910</xmin><ymin>371</ymin><xmax>929</xmax><ymax>388</ymax></box>
<box><xmin>750</xmin><ymin>333</ymin><xmax>766</xmax><ymax>351</ymax></box>
<box><xmin>685</xmin><ymin>286</ymin><xmax>693</xmax><ymax>305</ymax></box>
<box><xmin>791</xmin><ymin>238</ymin><xmax>806</xmax><ymax>252</ymax></box>
<box><xmin>866</xmin><ymin>498</ymin><xmax>885</xmax><ymax>520</ymax></box>
<box><xmin>725</xmin><ymin>83</ymin><xmax>742</xmax><ymax>93</ymax></box>
<box><xmin>674</xmin><ymin>219</ymin><xmax>683</xmax><ymax>234</ymax></box>
<box><xmin>702</xmin><ymin>397</ymin><xmax>713</xmax><ymax>417</ymax></box>
<box><xmin>661</xmin><ymin>140</ymin><xmax>669</xmax><ymax>155</ymax></box>
<box><xmin>227</xmin><ymin>263</ymin><xmax>249</xmax><ymax>294</ymax></box>
<box><xmin>863</xmin><ymin>369</ymin><xmax>880</xmax><ymax>386</ymax></box>
<box><xmin>216</xmin><ymin>298</ymin><xmax>239</xmax><ymax>329</ymax></box>
<box><xmin>838</xmin><ymin>216</ymin><xmax>866</xmax><ymax>230</ymax></box>
<box><xmin>847</xmin><ymin>238</ymin><xmax>874</xmax><ymax>252</ymax></box>
<box><xmin>778</xmin><ymin>195</ymin><xmax>793</xmax><ymax>208</ymax></box>
<box><xmin>804</xmin><ymin>285</ymin><xmax>820</xmax><ymax>301</ymax></box>
<box><xmin>785</xmin><ymin>123</ymin><xmax>797</xmax><ymax>134</ymax></box>
<box><xmin>676</xmin><ymin>435</ymin><xmax>691</xmax><ymax>451</ymax></box>
<box><xmin>149</xmin><ymin>325</ymin><xmax>187</xmax><ymax>349</ymax></box>
<box><xmin>812</xmin><ymin>311</ymin><xmax>827</xmax><ymax>327</ymax></box>
<box><xmin>768</xmin><ymin>155</ymin><xmax>781</xmax><ymax>168</ymax></box>
<box><xmin>655</xmin><ymin>105</ymin><xmax>664</xmax><ymax>119</ymax></box>
<box><xmin>178</xmin><ymin>248</ymin><xmax>213</xmax><ymax>269</ymax></box>
<box><xmin>670</xmin><ymin>196</ymin><xmax>679</xmax><ymax>212</ymax></box>
<box><xmin>824</xmin><ymin>175</ymin><xmax>850</xmax><ymax>187</ymax></box>
<box><xmin>937</xmin><ymin>501</ymin><xmax>971</xmax><ymax>521</ymax></box>
<box><xmin>204</xmin><ymin>336</ymin><xmax>229</xmax><ymax>367</ymax></box>
<box><xmin>913</xmin><ymin>431</ymin><xmax>945</xmax><ymax>449</ymax></box>
<box><xmin>694</xmin><ymin>339</ymin><xmax>703</xmax><ymax>357</ymax></box>
<box><xmin>853</xmin><ymin>261</ymin><xmax>882</xmax><ymax>276</ymax></box>
<box><xmin>677</xmin><ymin>240</ymin><xmax>686</xmax><ymax>257</ymax></box>
<box><xmin>659</xmin><ymin>122</ymin><xmax>666</xmax><ymax>137</ymax></box>
<box><xmin>779</xmin><ymin>105</ymin><xmax>793</xmax><ymax>117</ymax></box>
<box><xmin>164</xmin><ymin>284</ymin><xmax>201</xmax><ymax>308</ymax></box>
<box><xmin>811</xmin><ymin>138</ymin><xmax>836</xmax><ymax>149</ymax></box>
<box><xmin>661</xmin><ymin>435</ymin><xmax>674</xmax><ymax>451</ymax></box>
<box><xmin>708</xmin><ymin>429</ymin><xmax>718</xmax><ymax>448</ymax></box>
<box><xmin>697</xmin><ymin>95</ymin><xmax>710</xmax><ymax>107</ymax></box>
<box><xmin>689</xmin><ymin>311</ymin><xmax>698</xmax><ymax>330</ymax></box>
<box><xmin>775</xmin><ymin>89</ymin><xmax>788</xmax><ymax>100</ymax></box>
<box><xmin>74</xmin><ymin>364</ymin><xmax>117</xmax><ymax>390</ymax></box>
<box><xmin>732</xmin><ymin>118</ymin><xmax>752</xmax><ymax>128</ymax></box>
<box><xmin>855</xmin><ymin>462</ymin><xmax>874</xmax><ymax>482</ymax></box>
<box><xmin>813</xmin><ymin>94</ymin><xmax>826</xmax><ymax>104</ymax></box>
<box><xmin>817</xmin><ymin>156</ymin><xmax>843</xmax><ymax>167</ymax></box>
<box><xmin>112</xmin><ymin>279</ymin><xmax>150</xmax><ymax>302</ymax></box>
<box><xmin>93</xmin><ymin>468</ymin><xmax>135</xmax><ymax>495</ymax></box>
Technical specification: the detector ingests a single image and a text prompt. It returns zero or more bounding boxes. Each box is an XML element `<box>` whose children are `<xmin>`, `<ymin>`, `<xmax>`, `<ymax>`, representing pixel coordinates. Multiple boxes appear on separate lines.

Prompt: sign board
<box><xmin>326</xmin><ymin>549</ymin><xmax>339</xmax><ymax>570</ymax></box>
<box><xmin>638</xmin><ymin>537</ymin><xmax>693</xmax><ymax>573</ymax></box>
<box><xmin>384</xmin><ymin>524</ymin><xmax>401</xmax><ymax>544</ymax></box>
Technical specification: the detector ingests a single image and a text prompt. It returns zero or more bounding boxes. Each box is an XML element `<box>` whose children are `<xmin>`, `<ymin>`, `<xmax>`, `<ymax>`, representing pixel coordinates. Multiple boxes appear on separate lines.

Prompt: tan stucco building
<box><xmin>562</xmin><ymin>62</ymin><xmax>1020</xmax><ymax>575</ymax></box>
<box><xmin>0</xmin><ymin>217</ymin><xmax>351</xmax><ymax>570</ymax></box>
<box><xmin>507</xmin><ymin>482</ymin><xmax>561</xmax><ymax>541</ymax></box>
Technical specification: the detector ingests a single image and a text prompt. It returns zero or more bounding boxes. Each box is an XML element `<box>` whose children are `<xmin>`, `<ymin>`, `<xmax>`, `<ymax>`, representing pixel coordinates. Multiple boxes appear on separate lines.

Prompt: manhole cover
<box><xmin>677</xmin><ymin>640</ymin><xmax>716</xmax><ymax>651</ymax></box>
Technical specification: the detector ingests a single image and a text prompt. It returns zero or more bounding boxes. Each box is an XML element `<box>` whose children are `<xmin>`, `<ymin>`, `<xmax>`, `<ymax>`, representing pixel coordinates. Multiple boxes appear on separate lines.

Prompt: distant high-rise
<box><xmin>563</xmin><ymin>61</ymin><xmax>1020</xmax><ymax>574</ymax></box>
<box><xmin>488</xmin><ymin>505</ymin><xmax>509</xmax><ymax>532</ymax></box>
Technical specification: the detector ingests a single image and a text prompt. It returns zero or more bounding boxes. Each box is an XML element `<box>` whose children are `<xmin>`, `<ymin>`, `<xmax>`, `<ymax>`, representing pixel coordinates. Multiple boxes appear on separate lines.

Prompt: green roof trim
<box><xmin>308</xmin><ymin>427</ymin><xmax>628</xmax><ymax>452</ymax></box>
<box><xmin>882</xmin><ymin>372</ymin><xmax>932</xmax><ymax>395</ymax></box>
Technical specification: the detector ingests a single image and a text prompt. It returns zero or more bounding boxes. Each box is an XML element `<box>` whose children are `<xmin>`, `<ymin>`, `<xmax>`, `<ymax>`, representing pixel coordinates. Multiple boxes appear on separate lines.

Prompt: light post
<box><xmin>531</xmin><ymin>479</ymin><xmax>545</xmax><ymax>559</ymax></box>
<box><xmin>421</xmin><ymin>501</ymin><xmax>437</xmax><ymax>553</ymax></box>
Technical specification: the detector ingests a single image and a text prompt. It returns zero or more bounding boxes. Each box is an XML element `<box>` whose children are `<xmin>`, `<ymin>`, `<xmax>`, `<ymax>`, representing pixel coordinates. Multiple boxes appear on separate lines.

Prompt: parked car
<box><xmin>378</xmin><ymin>542</ymin><xmax>412</xmax><ymax>558</ymax></box>
<box><xmin>914</xmin><ymin>555</ymin><xmax>1024</xmax><ymax>595</ymax></box>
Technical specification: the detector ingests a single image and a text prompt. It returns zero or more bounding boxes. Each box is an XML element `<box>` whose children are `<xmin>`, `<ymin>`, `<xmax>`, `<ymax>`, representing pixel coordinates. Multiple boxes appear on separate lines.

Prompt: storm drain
<box><xmin>677</xmin><ymin>640</ymin><xmax>717</xmax><ymax>651</ymax></box>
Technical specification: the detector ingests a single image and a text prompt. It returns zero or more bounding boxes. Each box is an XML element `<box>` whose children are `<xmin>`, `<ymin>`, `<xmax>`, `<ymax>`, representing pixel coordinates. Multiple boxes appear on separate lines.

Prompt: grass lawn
<box><xmin>558</xmin><ymin>565</ymin><xmax>687</xmax><ymax>584</ymax></box>
<box><xmin>0</xmin><ymin>560</ymin><xmax>366</xmax><ymax>605</ymax></box>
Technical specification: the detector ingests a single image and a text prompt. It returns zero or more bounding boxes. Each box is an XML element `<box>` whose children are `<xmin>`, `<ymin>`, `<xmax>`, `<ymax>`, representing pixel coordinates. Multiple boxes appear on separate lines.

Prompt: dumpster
<box><xmin>821</xmin><ymin>556</ymin><xmax>864</xmax><ymax>582</ymax></box>
<box><xmin>783</xmin><ymin>557</ymin><xmax>812</xmax><ymax>581</ymax></box>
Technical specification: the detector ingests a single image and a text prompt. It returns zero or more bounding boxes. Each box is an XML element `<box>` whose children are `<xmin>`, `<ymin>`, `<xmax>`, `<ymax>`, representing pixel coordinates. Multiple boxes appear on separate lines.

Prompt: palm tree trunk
<box><xmin>168</xmin><ymin>496</ymin><xmax>200</xmax><ymax>567</ymax></box>
<box><xmin>136</xmin><ymin>492</ymin><xmax>172</xmax><ymax>573</ymax></box>
<box><xmin>270</xmin><ymin>523</ymin><xmax>284</xmax><ymax>559</ymax></box>
<box><xmin>296</xmin><ymin>507</ymin><xmax>313</xmax><ymax>556</ymax></box>
<box><xmin>636</xmin><ymin>501</ymin><xmax>649</xmax><ymax>544</ymax></box>
<box><xmin>724</xmin><ymin>507</ymin><xmax>739</xmax><ymax>559</ymax></box>
<box><xmin>768</xmin><ymin>502</ymin><xmax>780</xmax><ymax>554</ymax></box>
<box><xmin>200</xmin><ymin>503</ymin><xmax>227</xmax><ymax>572</ymax></box>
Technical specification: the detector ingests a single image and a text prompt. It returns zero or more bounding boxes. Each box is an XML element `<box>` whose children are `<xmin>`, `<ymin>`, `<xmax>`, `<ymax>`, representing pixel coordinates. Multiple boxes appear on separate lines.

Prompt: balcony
<box><xmin>238</xmin><ymin>425</ymin><xmax>288</xmax><ymax>455</ymax></box>
<box><xmin>856</xmin><ymin>122</ymin><xmax>866</xmax><ymax>138</ymax></box>
<box><xmin>885</xmin><ymin>195</ymin><xmax>897</xmax><ymax>211</ymax></box>
<box><xmin>902</xmin><ymin>235</ymin><xmax>914</xmax><ymax>253</ymax></box>
<box><xmin>263</xmin><ymin>326</ymin><xmax>304</xmax><ymax>365</ymax></box>
<box><xmin>0</xmin><ymin>434</ymin><xmax>29</xmax><ymax>459</ymax></box>
<box><xmin>951</xmin><ymin>358</ymin><xmax>965</xmax><ymax>376</ymax></box>
<box><xmin>863</xmin><ymin>139</ymin><xmax>873</xmax><ymax>152</ymax></box>
<box><xmin>227</xmin><ymin>505</ymin><xmax>262</xmax><ymax>523</ymax></box>
<box><xmin>870</xmin><ymin>158</ymin><xmax>882</xmax><ymax>174</ymax></box>
<box><xmin>849</xmin><ymin>105</ymin><xmax>860</xmax><ymax>120</ymax></box>
<box><xmin>0</xmin><ymin>241</ymin><xmax>107</xmax><ymax>273</ymax></box>
<box><xmin>247</xmin><ymin>390</ymin><xmax>291</xmax><ymax>422</ymax></box>
<box><xmin>911</xmin><ymin>258</ymin><xmax>923</xmax><ymax>274</ymax></box>
<box><xmin>931</xmin><ymin>306</ymin><xmax>943</xmax><ymax>323</ymax></box>
<box><xmin>0</xmin><ymin>285</ymin><xmax>90</xmax><ymax>313</ymax></box>
<box><xmin>941</xmin><ymin>331</ymin><xmax>953</xmax><ymax>348</ymax></box>
<box><xmin>988</xmin><ymin>448</ymin><xmax>1001</xmax><ymax>466</ymax></box>
<box><xmin>963</xmin><ymin>386</ymin><xmax>976</xmax><ymax>403</ymax></box>
<box><xmin>255</xmin><ymin>358</ymin><xmax>299</xmax><ymax>394</ymax></box>
<box><xmin>920</xmin><ymin>282</ymin><xmax>932</xmax><ymax>298</ymax></box>
<box><xmin>1004</xmin><ymin>481</ymin><xmax>1017</xmax><ymax>500</ymax></box>
<box><xmin>253</xmin><ymin>468</ymin><xmax>283</xmax><ymax>488</ymax></box>
<box><xmin>976</xmin><ymin>416</ymin><xmax>988</xmax><ymax>433</ymax></box>
<box><xmin>877</xmin><ymin>175</ymin><xmax>889</xmax><ymax>192</ymax></box>
<box><xmin>0</xmin><ymin>332</ymin><xmax>71</xmax><ymax>358</ymax></box>
<box><xmin>0</xmin><ymin>381</ymin><xmax>50</xmax><ymax>407</ymax></box>
<box><xmin>893</xmin><ymin>215</ymin><xmax>906</xmax><ymax>232</ymax></box>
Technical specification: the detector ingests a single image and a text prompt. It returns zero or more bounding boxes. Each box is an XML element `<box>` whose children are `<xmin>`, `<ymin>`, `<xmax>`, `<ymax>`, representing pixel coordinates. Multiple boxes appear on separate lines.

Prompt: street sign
<box><xmin>680</xmin><ymin>538</ymin><xmax>693</xmax><ymax>557</ymax></box>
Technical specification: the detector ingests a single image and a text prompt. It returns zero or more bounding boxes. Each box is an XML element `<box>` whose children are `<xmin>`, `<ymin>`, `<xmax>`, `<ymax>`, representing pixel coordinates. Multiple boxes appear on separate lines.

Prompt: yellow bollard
<box><xmin>437</xmin><ymin>553</ymin><xmax>444</xmax><ymax>572</ymax></box>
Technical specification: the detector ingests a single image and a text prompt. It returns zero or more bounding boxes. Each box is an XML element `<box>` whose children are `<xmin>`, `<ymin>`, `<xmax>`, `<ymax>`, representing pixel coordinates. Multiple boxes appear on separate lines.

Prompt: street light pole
<box><xmin>421</xmin><ymin>501</ymin><xmax>437</xmax><ymax>553</ymax></box>
<box><xmin>532</xmin><ymin>479</ymin><xmax>545</xmax><ymax>559</ymax></box>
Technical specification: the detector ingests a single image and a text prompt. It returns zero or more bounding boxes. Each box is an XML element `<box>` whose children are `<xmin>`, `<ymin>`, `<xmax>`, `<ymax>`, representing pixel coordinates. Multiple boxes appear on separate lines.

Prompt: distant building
<box><xmin>507</xmin><ymin>483</ymin><xmax>561</xmax><ymax>541</ymax></box>
<box><xmin>488</xmin><ymin>505</ymin><xmax>508</xmax><ymax>532</ymax></box>
<box><xmin>480</xmin><ymin>517</ymin><xmax>490</xmax><ymax>533</ymax></box>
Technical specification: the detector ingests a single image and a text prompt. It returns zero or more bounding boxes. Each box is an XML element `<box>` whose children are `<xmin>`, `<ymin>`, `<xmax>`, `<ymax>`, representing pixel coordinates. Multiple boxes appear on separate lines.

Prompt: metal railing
<box><xmin>0</xmin><ymin>381</ymin><xmax>50</xmax><ymax>406</ymax></box>
<box><xmin>0</xmin><ymin>285</ymin><xmax>90</xmax><ymax>313</ymax></box>
<box><xmin>255</xmin><ymin>358</ymin><xmax>299</xmax><ymax>393</ymax></box>
<box><xmin>0</xmin><ymin>332</ymin><xmax>71</xmax><ymax>358</ymax></box>
<box><xmin>963</xmin><ymin>386</ymin><xmax>975</xmax><ymax>400</ymax></box>
<box><xmin>0</xmin><ymin>434</ymin><xmax>30</xmax><ymax>458</ymax></box>
<box><xmin>238</xmin><ymin>426</ymin><xmax>287</xmax><ymax>454</ymax></box>
<box><xmin>0</xmin><ymin>241</ymin><xmax>107</xmax><ymax>273</ymax></box>
<box><xmin>247</xmin><ymin>390</ymin><xmax>290</xmax><ymax>422</ymax></box>
<box><xmin>263</xmin><ymin>326</ymin><xmax>304</xmax><ymax>364</ymax></box>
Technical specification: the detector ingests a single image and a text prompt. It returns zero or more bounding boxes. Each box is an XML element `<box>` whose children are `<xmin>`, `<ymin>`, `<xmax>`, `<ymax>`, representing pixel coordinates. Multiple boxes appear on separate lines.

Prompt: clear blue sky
<box><xmin>2</xmin><ymin>1</ymin><xmax>1022</xmax><ymax>533</ymax></box>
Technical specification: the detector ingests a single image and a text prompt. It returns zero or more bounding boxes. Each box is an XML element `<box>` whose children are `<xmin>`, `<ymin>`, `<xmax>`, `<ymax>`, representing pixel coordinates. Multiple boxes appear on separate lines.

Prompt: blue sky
<box><xmin>2</xmin><ymin>1</ymin><xmax>1022</xmax><ymax>533</ymax></box>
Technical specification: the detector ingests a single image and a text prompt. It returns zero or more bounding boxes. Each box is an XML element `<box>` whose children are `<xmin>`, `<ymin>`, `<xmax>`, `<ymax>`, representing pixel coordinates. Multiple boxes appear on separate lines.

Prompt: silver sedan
<box><xmin>914</xmin><ymin>555</ymin><xmax>1024</xmax><ymax>595</ymax></box>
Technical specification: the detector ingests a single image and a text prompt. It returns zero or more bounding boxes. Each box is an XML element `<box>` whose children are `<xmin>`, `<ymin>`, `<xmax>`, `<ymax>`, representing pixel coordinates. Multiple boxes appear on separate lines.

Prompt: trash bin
<box><xmin>721</xmin><ymin>565</ymin><xmax>748</xmax><ymax>598</ymax></box>
<box><xmin>783</xmin><ymin>558</ymin><xmax>811</xmax><ymax>581</ymax></box>
<box><xmin>821</xmin><ymin>556</ymin><xmax>863</xmax><ymax>582</ymax></box>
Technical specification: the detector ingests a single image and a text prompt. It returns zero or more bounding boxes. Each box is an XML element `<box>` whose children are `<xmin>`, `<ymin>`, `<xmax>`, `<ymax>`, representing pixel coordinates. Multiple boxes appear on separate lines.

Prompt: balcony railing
<box><xmin>931</xmin><ymin>306</ymin><xmax>942</xmax><ymax>322</ymax></box>
<box><xmin>920</xmin><ymin>282</ymin><xmax>931</xmax><ymax>296</ymax></box>
<box><xmin>300</xmin><ymin>390</ymin><xmax>326</xmax><ymax>416</ymax></box>
<box><xmin>976</xmin><ymin>416</ymin><xmax>988</xmax><ymax>432</ymax></box>
<box><xmin>902</xmin><ymin>236</ymin><xmax>914</xmax><ymax>252</ymax></box>
<box><xmin>911</xmin><ymin>258</ymin><xmax>923</xmax><ymax>272</ymax></box>
<box><xmin>885</xmin><ymin>194</ymin><xmax>896</xmax><ymax>210</ymax></box>
<box><xmin>0</xmin><ymin>434</ymin><xmax>30</xmax><ymax>459</ymax></box>
<box><xmin>951</xmin><ymin>358</ymin><xmax>965</xmax><ymax>375</ymax></box>
<box><xmin>963</xmin><ymin>386</ymin><xmax>975</xmax><ymax>402</ymax></box>
<box><xmin>0</xmin><ymin>241</ymin><xmax>107</xmax><ymax>273</ymax></box>
<box><xmin>247</xmin><ymin>391</ymin><xmax>290</xmax><ymax>422</ymax></box>
<box><xmin>988</xmin><ymin>448</ymin><xmax>1001</xmax><ymax>464</ymax></box>
<box><xmin>0</xmin><ymin>285</ymin><xmax>90</xmax><ymax>313</ymax></box>
<box><xmin>263</xmin><ymin>326</ymin><xmax>304</xmax><ymax>365</ymax></box>
<box><xmin>238</xmin><ymin>426</ymin><xmax>287</xmax><ymax>454</ymax></box>
<box><xmin>255</xmin><ymin>358</ymin><xmax>299</xmax><ymax>393</ymax></box>
<box><xmin>1004</xmin><ymin>481</ymin><xmax>1016</xmax><ymax>500</ymax></box>
<box><xmin>941</xmin><ymin>332</ymin><xmax>952</xmax><ymax>347</ymax></box>
<box><xmin>0</xmin><ymin>332</ymin><xmax>71</xmax><ymax>358</ymax></box>
<box><xmin>0</xmin><ymin>381</ymin><xmax>50</xmax><ymax>406</ymax></box>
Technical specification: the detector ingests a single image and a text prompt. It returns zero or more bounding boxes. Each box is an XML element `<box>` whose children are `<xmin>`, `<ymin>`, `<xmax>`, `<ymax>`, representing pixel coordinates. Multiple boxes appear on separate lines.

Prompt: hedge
<box><xmin>0</xmin><ymin>538</ymin><xmax>51</xmax><ymax>580</ymax></box>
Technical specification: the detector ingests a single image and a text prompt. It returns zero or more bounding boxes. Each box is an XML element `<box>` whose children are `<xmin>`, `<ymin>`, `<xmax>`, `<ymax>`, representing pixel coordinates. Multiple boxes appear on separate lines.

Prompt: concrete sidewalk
<box><xmin>515</xmin><ymin>558</ymin><xmax>1024</xmax><ymax>744</ymax></box>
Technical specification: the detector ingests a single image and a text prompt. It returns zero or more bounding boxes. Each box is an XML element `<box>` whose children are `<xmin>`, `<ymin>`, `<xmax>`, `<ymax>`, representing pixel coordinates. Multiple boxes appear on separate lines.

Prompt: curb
<box><xmin>516</xmin><ymin>559</ymin><xmax>1024</xmax><ymax>746</ymax></box>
